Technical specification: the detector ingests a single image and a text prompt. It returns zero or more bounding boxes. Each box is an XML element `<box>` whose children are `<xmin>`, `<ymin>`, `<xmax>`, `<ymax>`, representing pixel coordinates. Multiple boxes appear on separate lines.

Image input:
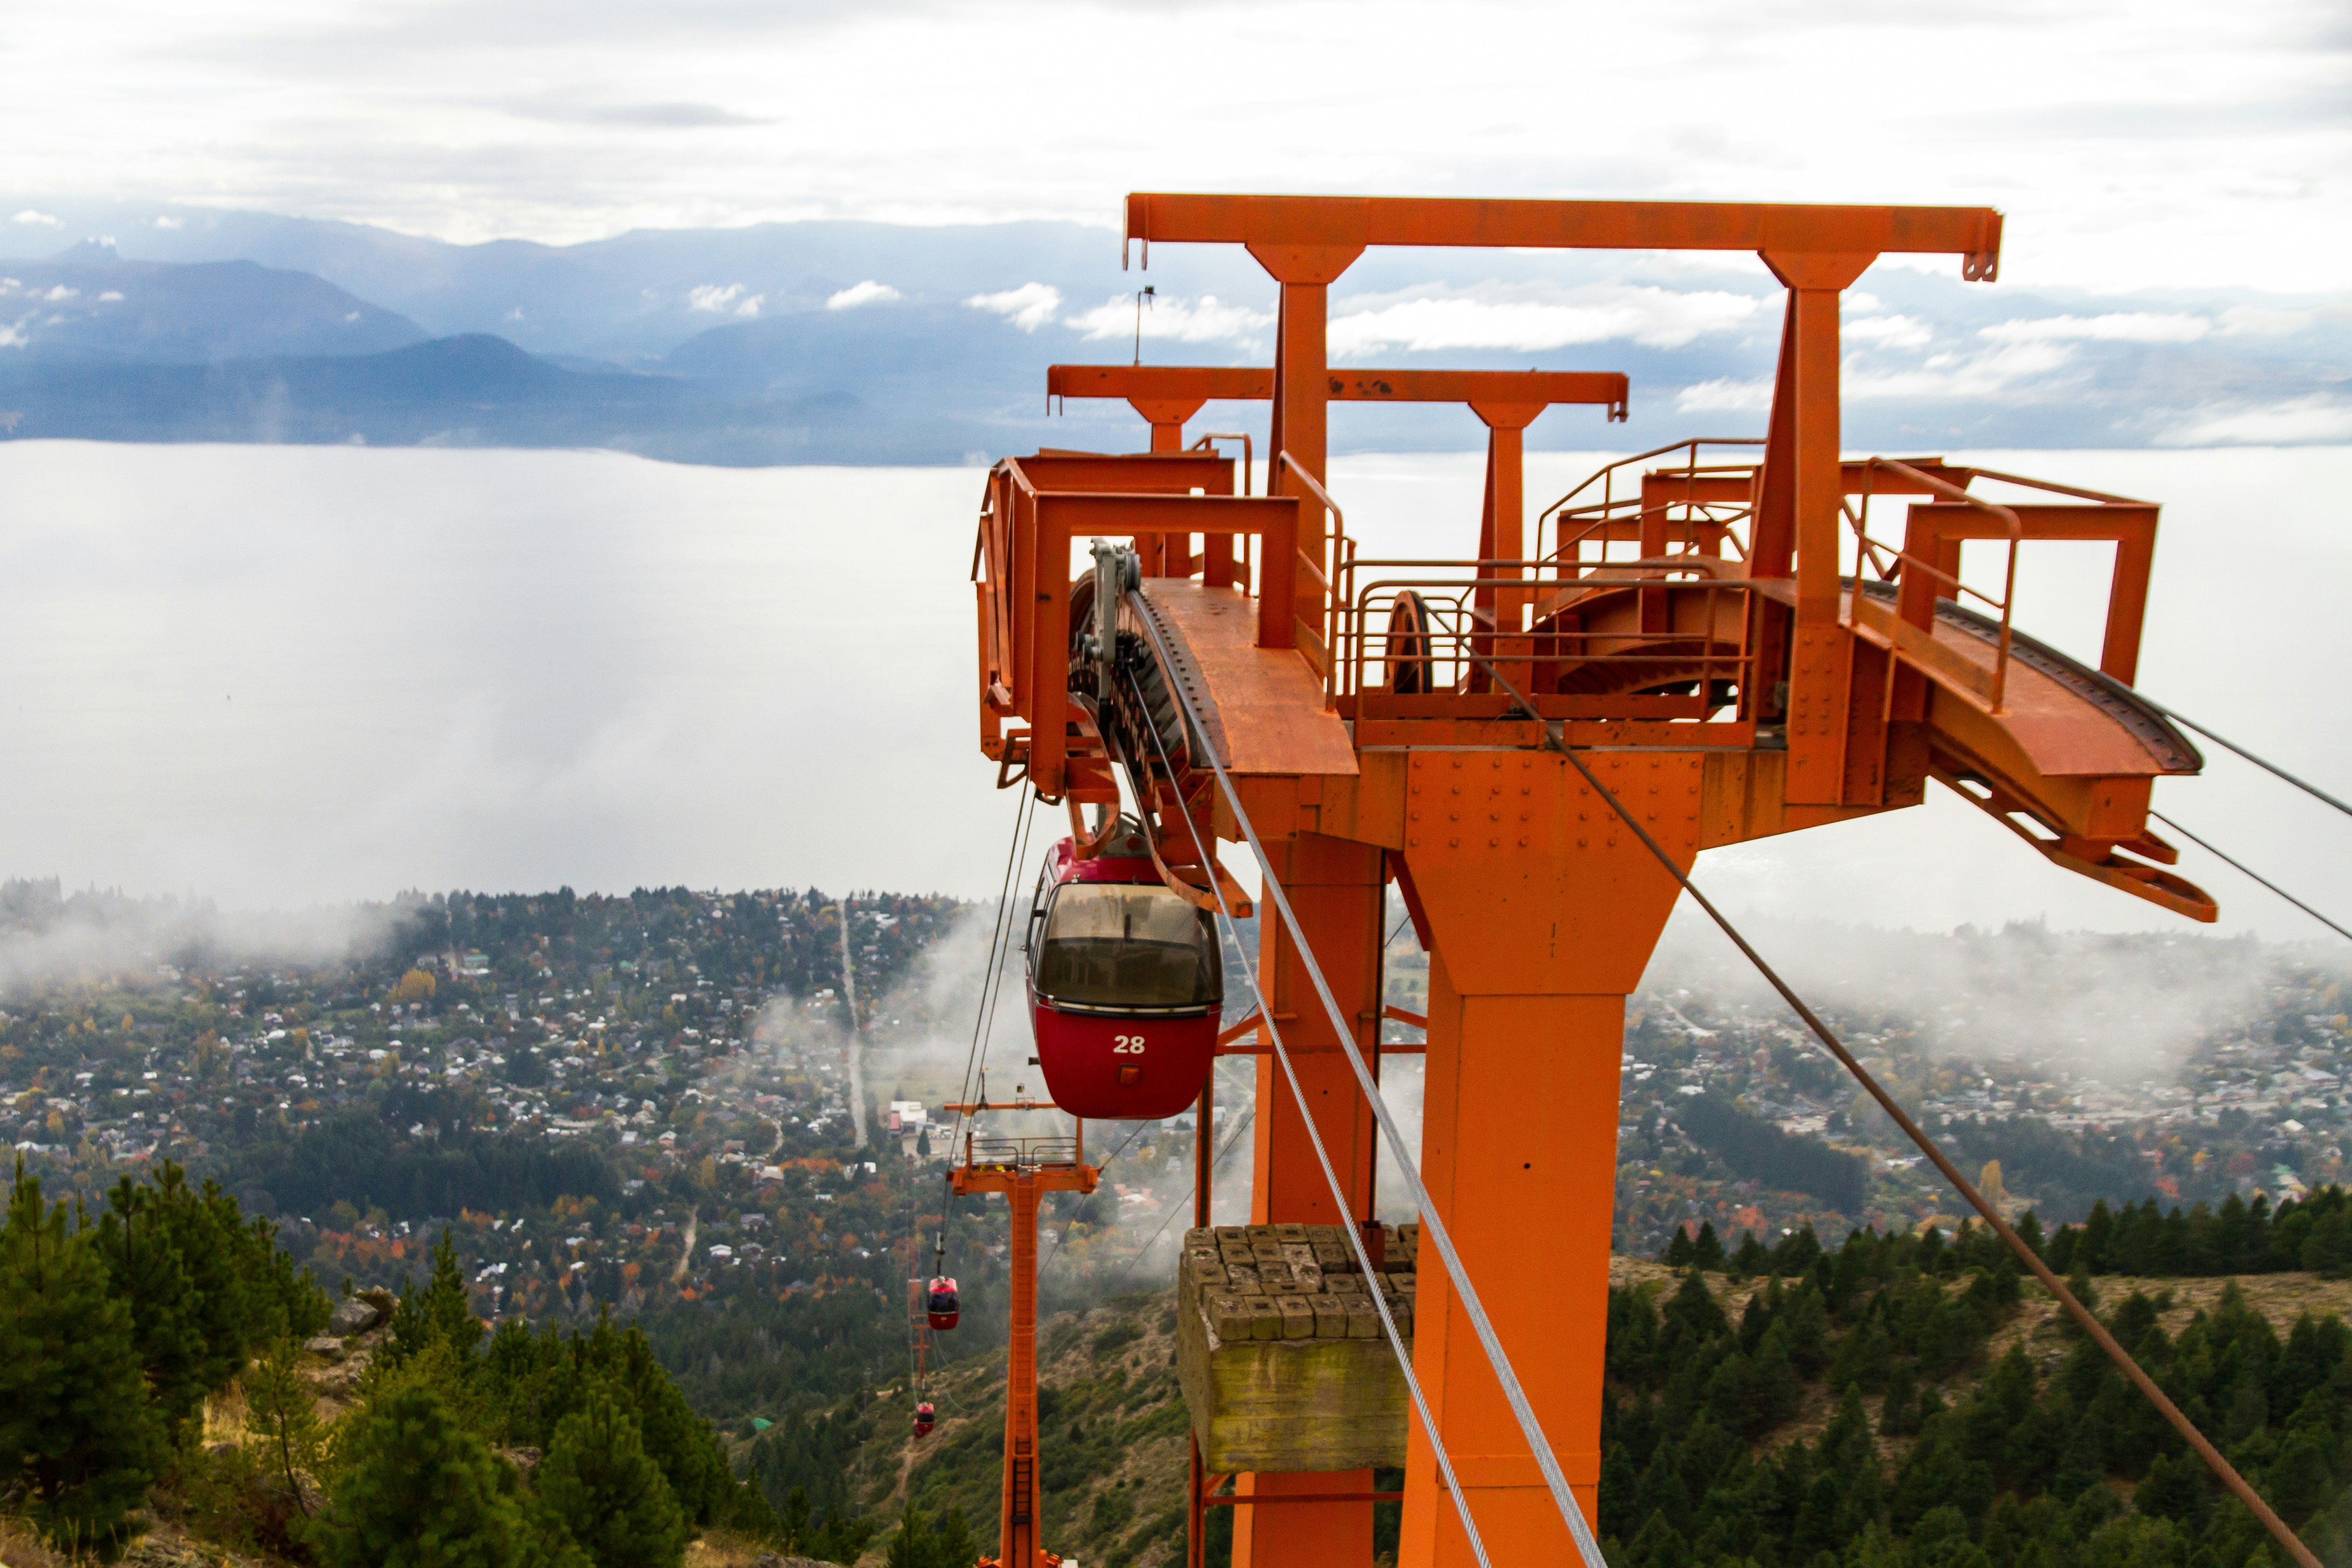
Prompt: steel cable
<box><xmin>952</xmin><ymin>786</ymin><xmax>1038</xmax><ymax>1159</ymax></box>
<box><xmin>1457</xmin><ymin>648</ymin><xmax>2323</xmax><ymax>1568</ymax></box>
<box><xmin>1040</xmin><ymin>1117</ymin><xmax>1154</xmax><ymax>1276</ymax></box>
<box><xmin>2142</xmin><ymin>700</ymin><xmax>2352</xmax><ymax>822</ymax></box>
<box><xmin>1111</xmin><ymin>1101</ymin><xmax>1258</xmax><ymax>1291</ymax></box>
<box><xmin>1126</xmin><ymin>654</ymin><xmax>1582</xmax><ymax>1568</ymax></box>
<box><xmin>2151</xmin><ymin>811</ymin><xmax>2352</xmax><ymax>945</ymax></box>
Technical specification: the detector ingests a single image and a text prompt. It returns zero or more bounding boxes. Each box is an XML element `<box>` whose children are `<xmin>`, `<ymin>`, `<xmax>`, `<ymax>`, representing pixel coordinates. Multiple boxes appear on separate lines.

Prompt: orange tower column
<box><xmin>1231</xmin><ymin>830</ymin><xmax>1385</xmax><ymax>1568</ymax></box>
<box><xmin>1001</xmin><ymin>1169</ymin><xmax>1045</xmax><ymax>1568</ymax></box>
<box><xmin>1393</xmin><ymin>751</ymin><xmax>1699</xmax><ymax>1568</ymax></box>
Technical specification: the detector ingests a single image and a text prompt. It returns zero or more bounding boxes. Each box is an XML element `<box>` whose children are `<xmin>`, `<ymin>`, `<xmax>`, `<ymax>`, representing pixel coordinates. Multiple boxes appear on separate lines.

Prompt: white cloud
<box><xmin>1844</xmin><ymin>341</ymin><xmax>2080</xmax><ymax>401</ymax></box>
<box><xmin>11</xmin><ymin>210</ymin><xmax>60</xmax><ymax>227</ymax></box>
<box><xmin>825</xmin><ymin>279</ymin><xmax>900</xmax><ymax>310</ymax></box>
<box><xmin>1676</xmin><ymin>377</ymin><xmax>1772</xmax><ymax>414</ymax></box>
<box><xmin>964</xmin><ymin>282</ymin><xmax>1062</xmax><ymax>333</ymax></box>
<box><xmin>1979</xmin><ymin>312</ymin><xmax>2210</xmax><ymax>344</ymax></box>
<box><xmin>1677</xmin><ymin>339</ymin><xmax>2082</xmax><ymax>413</ymax></box>
<box><xmin>0</xmin><ymin>320</ymin><xmax>25</xmax><ymax>349</ymax></box>
<box><xmin>1328</xmin><ymin>283</ymin><xmax>1762</xmax><ymax>356</ymax></box>
<box><xmin>1846</xmin><ymin>292</ymin><xmax>1886</xmax><ymax>314</ymax></box>
<box><xmin>1843</xmin><ymin>314</ymin><xmax>1933</xmax><ymax>349</ymax></box>
<box><xmin>42</xmin><ymin>284</ymin><xmax>78</xmax><ymax>302</ymax></box>
<box><xmin>1066</xmin><ymin>292</ymin><xmax>1272</xmax><ymax>345</ymax></box>
<box><xmin>2216</xmin><ymin>304</ymin><xmax>2345</xmax><ymax>338</ymax></box>
<box><xmin>97</xmin><ymin>290</ymin><xmax>123</xmax><ymax>302</ymax></box>
<box><xmin>687</xmin><ymin>283</ymin><xmax>762</xmax><ymax>316</ymax></box>
<box><xmin>2159</xmin><ymin>395</ymin><xmax>2352</xmax><ymax>446</ymax></box>
<box><xmin>153</xmin><ymin>215</ymin><xmax>182</xmax><ymax>230</ymax></box>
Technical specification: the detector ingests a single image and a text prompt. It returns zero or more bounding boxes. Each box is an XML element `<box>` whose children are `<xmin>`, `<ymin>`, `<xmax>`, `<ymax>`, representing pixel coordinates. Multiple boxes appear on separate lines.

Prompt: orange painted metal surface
<box><xmin>964</xmin><ymin>191</ymin><xmax>2208</xmax><ymax>1568</ymax></box>
<box><xmin>951</xmin><ymin>1132</ymin><xmax>1098</xmax><ymax>1568</ymax></box>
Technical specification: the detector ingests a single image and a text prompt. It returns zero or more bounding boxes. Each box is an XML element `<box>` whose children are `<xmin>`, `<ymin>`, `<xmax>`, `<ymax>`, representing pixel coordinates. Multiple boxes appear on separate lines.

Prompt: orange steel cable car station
<box><xmin>963</xmin><ymin>193</ymin><xmax>2214</xmax><ymax>1568</ymax></box>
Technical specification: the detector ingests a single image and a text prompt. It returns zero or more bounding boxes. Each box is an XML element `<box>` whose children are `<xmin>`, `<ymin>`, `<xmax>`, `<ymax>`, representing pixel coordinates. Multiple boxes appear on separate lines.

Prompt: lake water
<box><xmin>3</xmin><ymin>440</ymin><xmax>2348</xmax><ymax>942</ymax></box>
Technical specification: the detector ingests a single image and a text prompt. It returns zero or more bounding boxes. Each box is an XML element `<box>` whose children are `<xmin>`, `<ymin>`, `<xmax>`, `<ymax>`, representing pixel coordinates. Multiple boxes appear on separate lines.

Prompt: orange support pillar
<box><xmin>1232</xmin><ymin>830</ymin><xmax>1385</xmax><ymax>1568</ymax></box>
<box><xmin>1249</xmin><ymin>244</ymin><xmax>1359</xmax><ymax>650</ymax></box>
<box><xmin>1132</xmin><ymin>394</ymin><xmax>1207</xmax><ymax>576</ymax></box>
<box><xmin>1760</xmin><ymin>251</ymin><xmax>1872</xmax><ymax>806</ymax></box>
<box><xmin>1469</xmin><ymin>399</ymin><xmax>1545</xmax><ymax>693</ymax></box>
<box><xmin>1393</xmin><ymin>751</ymin><xmax>1701</xmax><ymax>1568</ymax></box>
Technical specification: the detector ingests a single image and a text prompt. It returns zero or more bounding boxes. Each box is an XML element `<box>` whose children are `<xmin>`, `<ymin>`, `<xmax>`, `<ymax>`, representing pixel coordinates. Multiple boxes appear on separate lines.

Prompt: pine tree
<box><xmin>92</xmin><ymin>1171</ymin><xmax>211</xmax><ymax>1438</ymax></box>
<box><xmin>569</xmin><ymin>1316</ymin><xmax>729</xmax><ymax>1523</ymax></box>
<box><xmin>930</xmin><ymin>1504</ymin><xmax>980</xmax><ymax>1568</ymax></box>
<box><xmin>0</xmin><ymin>1159</ymin><xmax>167</xmax><ymax>1546</ymax></box>
<box><xmin>317</xmin><ymin>1384</ymin><xmax>532</xmax><ymax>1568</ymax></box>
<box><xmin>884</xmin><ymin>1500</ymin><xmax>935</xmax><ymax>1568</ymax></box>
<box><xmin>539</xmin><ymin>1386</ymin><xmax>689</xmax><ymax>1568</ymax></box>
<box><xmin>1691</xmin><ymin>1221</ymin><xmax>1726</xmax><ymax>1270</ymax></box>
<box><xmin>2302</xmin><ymin>1209</ymin><xmax>2352</xmax><ymax>1277</ymax></box>
<box><xmin>245</xmin><ymin>1336</ymin><xmax>323</xmax><ymax>1518</ymax></box>
<box><xmin>385</xmin><ymin>1229</ymin><xmax>486</xmax><ymax>1371</ymax></box>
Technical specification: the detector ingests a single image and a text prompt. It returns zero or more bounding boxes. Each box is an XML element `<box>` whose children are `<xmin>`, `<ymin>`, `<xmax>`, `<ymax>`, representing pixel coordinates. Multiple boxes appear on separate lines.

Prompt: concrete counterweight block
<box><xmin>1175</xmin><ymin>1222</ymin><xmax>1414</xmax><ymax>1472</ymax></box>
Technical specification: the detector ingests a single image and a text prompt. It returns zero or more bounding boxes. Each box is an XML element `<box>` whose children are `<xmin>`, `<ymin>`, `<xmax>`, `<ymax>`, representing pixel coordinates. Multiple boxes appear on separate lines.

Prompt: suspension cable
<box><xmin>2151</xmin><ymin>811</ymin><xmax>2352</xmax><ymax>945</ymax></box>
<box><xmin>952</xmin><ymin>785</ymin><xmax>1039</xmax><ymax>1157</ymax></box>
<box><xmin>1458</xmin><ymin>649</ymin><xmax>2322</xmax><ymax>1568</ymax></box>
<box><xmin>1113</xmin><ymin>1101</ymin><xmax>1259</xmax><ymax>1290</ymax></box>
<box><xmin>1041</xmin><ymin>1118</ymin><xmax>1154</xmax><ymax>1276</ymax></box>
<box><xmin>1129</xmin><ymin>655</ymin><xmax>1595</xmax><ymax>1568</ymax></box>
<box><xmin>2143</xmin><ymin>700</ymin><xmax>2352</xmax><ymax>823</ymax></box>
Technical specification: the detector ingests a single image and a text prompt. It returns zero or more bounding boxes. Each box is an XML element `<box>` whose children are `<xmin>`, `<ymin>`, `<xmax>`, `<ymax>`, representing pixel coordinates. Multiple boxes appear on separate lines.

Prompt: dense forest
<box><xmin>0</xmin><ymin>1157</ymin><xmax>788</xmax><ymax>1567</ymax></box>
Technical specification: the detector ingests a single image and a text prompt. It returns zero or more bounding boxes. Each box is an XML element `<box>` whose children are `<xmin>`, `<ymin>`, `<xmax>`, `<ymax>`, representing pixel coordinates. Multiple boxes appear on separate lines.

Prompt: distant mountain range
<box><xmin>0</xmin><ymin>198</ymin><xmax>2344</xmax><ymax>463</ymax></box>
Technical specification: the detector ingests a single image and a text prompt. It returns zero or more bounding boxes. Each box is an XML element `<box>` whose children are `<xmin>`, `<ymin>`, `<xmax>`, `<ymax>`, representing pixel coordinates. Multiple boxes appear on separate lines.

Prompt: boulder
<box><xmin>328</xmin><ymin>1297</ymin><xmax>381</xmax><ymax>1337</ymax></box>
<box><xmin>305</xmin><ymin>1335</ymin><xmax>346</xmax><ymax>1362</ymax></box>
<box><xmin>357</xmin><ymin>1285</ymin><xmax>397</xmax><ymax>1316</ymax></box>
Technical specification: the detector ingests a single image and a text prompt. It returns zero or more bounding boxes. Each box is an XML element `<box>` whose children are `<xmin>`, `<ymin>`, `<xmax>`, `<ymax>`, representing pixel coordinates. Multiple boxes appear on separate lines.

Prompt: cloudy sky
<box><xmin>1</xmin><ymin>0</ymin><xmax>2346</xmax><ymax>293</ymax></box>
<box><xmin>1</xmin><ymin>0</ymin><xmax>2348</xmax><ymax>946</ymax></box>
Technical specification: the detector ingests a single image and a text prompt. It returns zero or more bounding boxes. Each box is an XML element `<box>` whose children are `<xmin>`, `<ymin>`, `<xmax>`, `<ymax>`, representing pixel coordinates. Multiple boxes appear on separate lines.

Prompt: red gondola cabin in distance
<box><xmin>925</xmin><ymin>1277</ymin><xmax>959</xmax><ymax>1331</ymax></box>
<box><xmin>913</xmin><ymin>1401</ymin><xmax>935</xmax><ymax>1438</ymax></box>
<box><xmin>1025</xmin><ymin>833</ymin><xmax>1222</xmax><ymax>1121</ymax></box>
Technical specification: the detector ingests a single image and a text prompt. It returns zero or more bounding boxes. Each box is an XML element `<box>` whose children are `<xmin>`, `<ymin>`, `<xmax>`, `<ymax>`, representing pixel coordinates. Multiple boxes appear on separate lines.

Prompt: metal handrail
<box><xmin>1334</xmin><ymin>566</ymin><xmax>1760</xmax><ymax>712</ymax></box>
<box><xmin>1541</xmin><ymin>439</ymin><xmax>1767</xmax><ymax>578</ymax></box>
<box><xmin>1854</xmin><ymin>456</ymin><xmax>2023</xmax><ymax>712</ymax></box>
<box><xmin>1274</xmin><ymin>451</ymin><xmax>1350</xmax><ymax>702</ymax></box>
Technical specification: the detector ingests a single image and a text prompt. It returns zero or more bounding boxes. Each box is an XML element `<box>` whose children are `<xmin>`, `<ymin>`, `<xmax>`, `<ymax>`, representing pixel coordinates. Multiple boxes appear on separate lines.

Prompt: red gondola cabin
<box><xmin>1026</xmin><ymin>834</ymin><xmax>1222</xmax><ymax>1121</ymax></box>
<box><xmin>925</xmin><ymin>1276</ymin><xmax>959</xmax><ymax>1330</ymax></box>
<box><xmin>913</xmin><ymin>1401</ymin><xmax>935</xmax><ymax>1437</ymax></box>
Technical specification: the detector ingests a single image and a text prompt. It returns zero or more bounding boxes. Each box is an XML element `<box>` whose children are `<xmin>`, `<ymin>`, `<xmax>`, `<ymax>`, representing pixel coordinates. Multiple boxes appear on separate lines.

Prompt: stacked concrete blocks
<box><xmin>1173</xmin><ymin>1222</ymin><xmax>1419</xmax><ymax>1473</ymax></box>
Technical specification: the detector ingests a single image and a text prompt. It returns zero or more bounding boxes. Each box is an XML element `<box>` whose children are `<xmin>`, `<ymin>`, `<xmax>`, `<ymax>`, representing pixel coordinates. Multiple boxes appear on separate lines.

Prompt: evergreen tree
<box><xmin>930</xmin><ymin>1504</ymin><xmax>980</xmax><ymax>1568</ymax></box>
<box><xmin>385</xmin><ymin>1228</ymin><xmax>486</xmax><ymax>1371</ymax></box>
<box><xmin>317</xmin><ymin>1384</ymin><xmax>533</xmax><ymax>1568</ymax></box>
<box><xmin>539</xmin><ymin>1387</ymin><xmax>689</xmax><ymax>1568</ymax></box>
<box><xmin>884</xmin><ymin>1500</ymin><xmax>934</xmax><ymax>1568</ymax></box>
<box><xmin>2302</xmin><ymin>1208</ymin><xmax>2352</xmax><ymax>1277</ymax></box>
<box><xmin>0</xmin><ymin>1160</ymin><xmax>167</xmax><ymax>1546</ymax></box>
<box><xmin>1690</xmin><ymin>1220</ymin><xmax>1726</xmax><ymax>1271</ymax></box>
<box><xmin>245</xmin><ymin>1336</ymin><xmax>323</xmax><ymax>1518</ymax></box>
<box><xmin>92</xmin><ymin>1171</ymin><xmax>212</xmax><ymax>1439</ymax></box>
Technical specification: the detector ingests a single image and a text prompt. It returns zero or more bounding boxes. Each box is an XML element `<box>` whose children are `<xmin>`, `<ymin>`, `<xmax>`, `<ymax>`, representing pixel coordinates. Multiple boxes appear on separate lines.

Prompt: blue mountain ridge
<box><xmin>0</xmin><ymin>202</ymin><xmax>2343</xmax><ymax>463</ymax></box>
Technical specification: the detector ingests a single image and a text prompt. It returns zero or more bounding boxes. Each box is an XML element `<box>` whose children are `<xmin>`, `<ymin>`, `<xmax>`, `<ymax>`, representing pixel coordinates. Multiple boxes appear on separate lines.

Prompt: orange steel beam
<box><xmin>1123</xmin><ymin>194</ymin><xmax>2002</xmax><ymax>277</ymax></box>
<box><xmin>955</xmin><ymin>1154</ymin><xmax>1099</xmax><ymax>1568</ymax></box>
<box><xmin>1047</xmin><ymin>365</ymin><xmax>1629</xmax><ymax>422</ymax></box>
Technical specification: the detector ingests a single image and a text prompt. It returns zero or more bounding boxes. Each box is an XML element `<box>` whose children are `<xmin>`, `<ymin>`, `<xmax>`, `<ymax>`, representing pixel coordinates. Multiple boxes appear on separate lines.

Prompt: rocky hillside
<box><xmin>827</xmin><ymin>1291</ymin><xmax>1194</xmax><ymax>1568</ymax></box>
